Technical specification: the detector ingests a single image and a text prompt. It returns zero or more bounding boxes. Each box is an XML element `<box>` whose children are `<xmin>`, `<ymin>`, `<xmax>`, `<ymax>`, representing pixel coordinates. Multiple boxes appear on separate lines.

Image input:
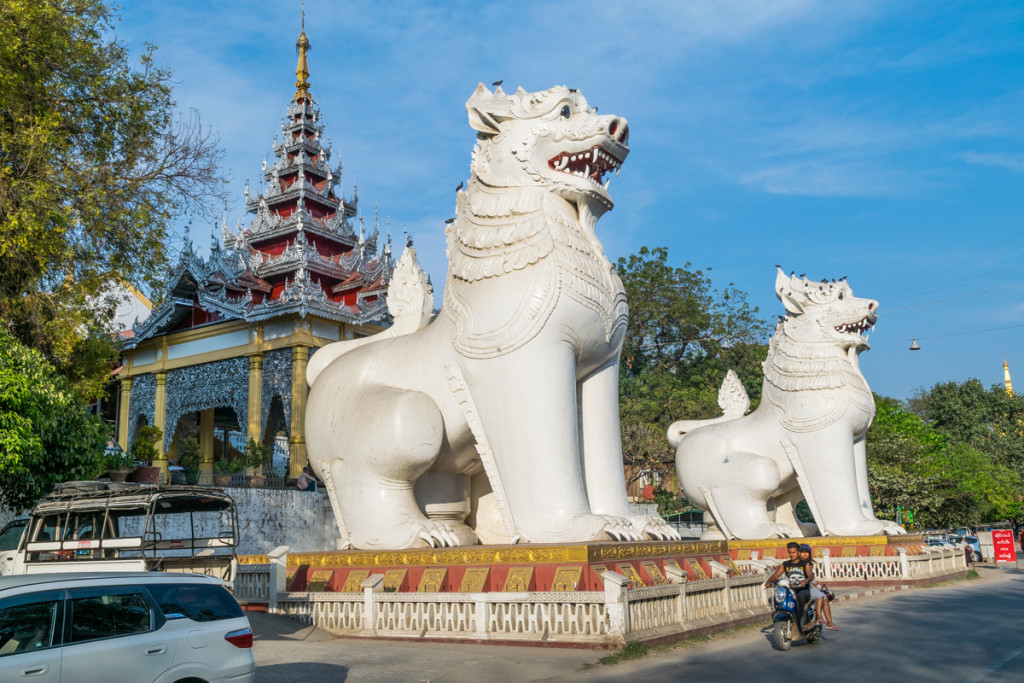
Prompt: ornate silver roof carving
<box><xmin>125</xmin><ymin>63</ymin><xmax>398</xmax><ymax>349</ymax></box>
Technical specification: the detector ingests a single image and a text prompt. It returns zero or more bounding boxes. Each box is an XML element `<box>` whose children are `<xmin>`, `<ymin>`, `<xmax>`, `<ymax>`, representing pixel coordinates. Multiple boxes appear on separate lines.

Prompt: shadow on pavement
<box><xmin>248</xmin><ymin>610</ymin><xmax>334</xmax><ymax>643</ymax></box>
<box><xmin>256</xmin><ymin>663</ymin><xmax>349</xmax><ymax>682</ymax></box>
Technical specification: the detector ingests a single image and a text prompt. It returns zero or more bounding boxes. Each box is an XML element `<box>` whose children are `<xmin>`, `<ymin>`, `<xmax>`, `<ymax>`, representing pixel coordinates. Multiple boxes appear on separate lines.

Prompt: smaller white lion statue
<box><xmin>669</xmin><ymin>269</ymin><xmax>906</xmax><ymax>540</ymax></box>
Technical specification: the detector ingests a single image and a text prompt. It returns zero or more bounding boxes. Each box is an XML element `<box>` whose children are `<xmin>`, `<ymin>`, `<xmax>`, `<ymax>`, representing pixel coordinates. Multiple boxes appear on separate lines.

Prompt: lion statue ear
<box><xmin>467</xmin><ymin>83</ymin><xmax>503</xmax><ymax>135</ymax></box>
<box><xmin>775</xmin><ymin>267</ymin><xmax>805</xmax><ymax>315</ymax></box>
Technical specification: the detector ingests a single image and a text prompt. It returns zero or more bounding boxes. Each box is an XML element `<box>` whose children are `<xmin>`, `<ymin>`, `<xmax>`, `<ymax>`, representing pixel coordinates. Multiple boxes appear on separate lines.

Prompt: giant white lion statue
<box><xmin>669</xmin><ymin>270</ymin><xmax>906</xmax><ymax>540</ymax></box>
<box><xmin>305</xmin><ymin>84</ymin><xmax>680</xmax><ymax>549</ymax></box>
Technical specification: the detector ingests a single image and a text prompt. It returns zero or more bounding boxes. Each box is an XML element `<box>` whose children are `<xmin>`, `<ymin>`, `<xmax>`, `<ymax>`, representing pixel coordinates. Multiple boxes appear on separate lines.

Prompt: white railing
<box><xmin>231</xmin><ymin>546</ymin><xmax>288</xmax><ymax>606</ymax></box>
<box><xmin>275</xmin><ymin>571</ymin><xmax>771</xmax><ymax>645</ymax></box>
<box><xmin>792</xmin><ymin>546</ymin><xmax>967</xmax><ymax>582</ymax></box>
<box><xmin>246</xmin><ymin>546</ymin><xmax>966</xmax><ymax>645</ymax></box>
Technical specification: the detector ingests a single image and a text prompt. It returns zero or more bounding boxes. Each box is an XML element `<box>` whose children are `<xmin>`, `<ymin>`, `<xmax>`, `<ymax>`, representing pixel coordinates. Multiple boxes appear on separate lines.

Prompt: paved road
<box><xmin>567</xmin><ymin>567</ymin><xmax>1024</xmax><ymax>683</ymax></box>
<box><xmin>250</xmin><ymin>566</ymin><xmax>1023</xmax><ymax>682</ymax></box>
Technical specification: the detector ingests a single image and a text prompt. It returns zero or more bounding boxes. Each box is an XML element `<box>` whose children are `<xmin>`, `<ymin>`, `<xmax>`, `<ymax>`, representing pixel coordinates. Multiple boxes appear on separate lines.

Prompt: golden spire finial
<box><xmin>1005</xmin><ymin>355</ymin><xmax>1014</xmax><ymax>396</ymax></box>
<box><xmin>293</xmin><ymin>4</ymin><xmax>312</xmax><ymax>101</ymax></box>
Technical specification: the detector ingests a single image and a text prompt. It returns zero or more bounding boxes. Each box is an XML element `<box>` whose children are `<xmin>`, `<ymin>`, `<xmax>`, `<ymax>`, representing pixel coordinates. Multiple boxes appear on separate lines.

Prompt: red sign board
<box><xmin>992</xmin><ymin>529</ymin><xmax>1017</xmax><ymax>563</ymax></box>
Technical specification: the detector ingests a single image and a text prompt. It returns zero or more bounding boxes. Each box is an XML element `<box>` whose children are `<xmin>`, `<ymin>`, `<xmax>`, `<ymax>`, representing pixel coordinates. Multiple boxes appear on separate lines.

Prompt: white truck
<box><xmin>0</xmin><ymin>481</ymin><xmax>238</xmax><ymax>580</ymax></box>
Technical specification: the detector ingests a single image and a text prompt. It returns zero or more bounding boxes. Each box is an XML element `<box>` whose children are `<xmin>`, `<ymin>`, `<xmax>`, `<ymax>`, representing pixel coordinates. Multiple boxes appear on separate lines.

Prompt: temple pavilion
<box><xmin>115</xmin><ymin>23</ymin><xmax>394</xmax><ymax>482</ymax></box>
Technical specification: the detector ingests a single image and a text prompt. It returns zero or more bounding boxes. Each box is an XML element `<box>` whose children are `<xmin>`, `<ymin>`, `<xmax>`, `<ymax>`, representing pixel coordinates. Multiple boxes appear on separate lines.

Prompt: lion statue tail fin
<box><xmin>306</xmin><ymin>246</ymin><xmax>434</xmax><ymax>387</ymax></box>
<box><xmin>667</xmin><ymin>370</ymin><xmax>750</xmax><ymax>447</ymax></box>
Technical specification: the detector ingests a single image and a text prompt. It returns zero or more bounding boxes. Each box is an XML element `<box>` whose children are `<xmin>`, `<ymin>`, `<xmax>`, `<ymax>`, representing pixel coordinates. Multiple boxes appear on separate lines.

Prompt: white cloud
<box><xmin>739</xmin><ymin>160</ymin><xmax>913</xmax><ymax>197</ymax></box>
<box><xmin>961</xmin><ymin>152</ymin><xmax>1024</xmax><ymax>173</ymax></box>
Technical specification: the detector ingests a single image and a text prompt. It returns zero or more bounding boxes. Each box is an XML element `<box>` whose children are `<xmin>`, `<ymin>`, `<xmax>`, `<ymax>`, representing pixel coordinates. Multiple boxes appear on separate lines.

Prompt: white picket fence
<box><xmin>231</xmin><ymin>545</ymin><xmax>965</xmax><ymax>645</ymax></box>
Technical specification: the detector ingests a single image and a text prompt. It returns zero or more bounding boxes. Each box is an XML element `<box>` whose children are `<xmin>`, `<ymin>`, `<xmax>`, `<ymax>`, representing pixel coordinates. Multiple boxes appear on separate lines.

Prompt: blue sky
<box><xmin>116</xmin><ymin>0</ymin><xmax>1024</xmax><ymax>401</ymax></box>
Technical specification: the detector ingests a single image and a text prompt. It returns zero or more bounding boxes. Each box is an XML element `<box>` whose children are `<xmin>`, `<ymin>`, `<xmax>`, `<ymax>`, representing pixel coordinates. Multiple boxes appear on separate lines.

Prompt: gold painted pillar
<box><xmin>247</xmin><ymin>354</ymin><xmax>264</xmax><ymax>447</ymax></box>
<box><xmin>153</xmin><ymin>371</ymin><xmax>168</xmax><ymax>480</ymax></box>
<box><xmin>199</xmin><ymin>409</ymin><xmax>215</xmax><ymax>485</ymax></box>
<box><xmin>289</xmin><ymin>345</ymin><xmax>309</xmax><ymax>478</ymax></box>
<box><xmin>117</xmin><ymin>377</ymin><xmax>133</xmax><ymax>451</ymax></box>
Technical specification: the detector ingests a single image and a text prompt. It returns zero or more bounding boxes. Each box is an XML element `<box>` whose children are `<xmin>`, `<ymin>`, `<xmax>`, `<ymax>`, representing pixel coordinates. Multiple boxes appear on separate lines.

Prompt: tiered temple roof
<box><xmin>126</xmin><ymin>23</ymin><xmax>393</xmax><ymax>348</ymax></box>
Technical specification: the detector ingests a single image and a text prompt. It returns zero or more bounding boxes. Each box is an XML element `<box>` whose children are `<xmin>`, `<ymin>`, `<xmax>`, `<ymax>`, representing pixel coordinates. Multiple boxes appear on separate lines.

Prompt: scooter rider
<box><xmin>764</xmin><ymin>541</ymin><xmax>815</xmax><ymax>628</ymax></box>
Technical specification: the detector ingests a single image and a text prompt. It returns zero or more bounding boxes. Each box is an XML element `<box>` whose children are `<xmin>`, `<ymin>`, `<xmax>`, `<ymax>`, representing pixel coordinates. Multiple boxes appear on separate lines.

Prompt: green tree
<box><xmin>867</xmin><ymin>393</ymin><xmax>1021</xmax><ymax>528</ymax></box>
<box><xmin>866</xmin><ymin>394</ymin><xmax>946</xmax><ymax>525</ymax></box>
<box><xmin>912</xmin><ymin>379</ymin><xmax>1024</xmax><ymax>525</ymax></box>
<box><xmin>0</xmin><ymin>329</ymin><xmax>108</xmax><ymax>511</ymax></box>
<box><xmin>617</xmin><ymin>246</ymin><xmax>770</xmax><ymax>430</ymax></box>
<box><xmin>0</xmin><ymin>0</ymin><xmax>224</xmax><ymax>397</ymax></box>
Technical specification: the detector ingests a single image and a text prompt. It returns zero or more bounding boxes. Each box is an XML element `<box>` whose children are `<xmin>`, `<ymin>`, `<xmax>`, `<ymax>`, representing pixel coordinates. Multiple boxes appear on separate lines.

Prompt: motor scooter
<box><xmin>769</xmin><ymin>577</ymin><xmax>821</xmax><ymax>650</ymax></box>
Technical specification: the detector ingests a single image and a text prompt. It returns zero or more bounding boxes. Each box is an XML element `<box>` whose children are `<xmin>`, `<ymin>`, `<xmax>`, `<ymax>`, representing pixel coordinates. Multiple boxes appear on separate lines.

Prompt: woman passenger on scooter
<box><xmin>799</xmin><ymin>544</ymin><xmax>838</xmax><ymax>631</ymax></box>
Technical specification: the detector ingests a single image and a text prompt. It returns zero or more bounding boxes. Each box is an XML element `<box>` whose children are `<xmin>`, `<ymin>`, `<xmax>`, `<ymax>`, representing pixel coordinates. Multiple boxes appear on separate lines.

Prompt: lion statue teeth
<box><xmin>669</xmin><ymin>269</ymin><xmax>906</xmax><ymax>540</ymax></box>
<box><xmin>304</xmin><ymin>84</ymin><xmax>680</xmax><ymax>550</ymax></box>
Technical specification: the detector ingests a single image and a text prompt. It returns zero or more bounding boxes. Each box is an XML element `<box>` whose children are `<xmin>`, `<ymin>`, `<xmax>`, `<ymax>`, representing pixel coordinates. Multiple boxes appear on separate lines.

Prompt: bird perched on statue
<box><xmin>455</xmin><ymin>181</ymin><xmax>463</xmax><ymax>192</ymax></box>
<box><xmin>492</xmin><ymin>80</ymin><xmax>503</xmax><ymax>87</ymax></box>
<box><xmin>444</xmin><ymin>217</ymin><xmax>455</xmax><ymax>225</ymax></box>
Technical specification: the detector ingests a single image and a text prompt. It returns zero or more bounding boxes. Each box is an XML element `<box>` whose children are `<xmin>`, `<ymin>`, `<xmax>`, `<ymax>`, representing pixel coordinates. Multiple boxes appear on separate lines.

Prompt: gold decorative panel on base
<box><xmin>686</xmin><ymin>560</ymin><xmax>708</xmax><ymax>581</ymax></box>
<box><xmin>417</xmin><ymin>567</ymin><xmax>447</xmax><ymax>592</ymax></box>
<box><xmin>503</xmin><ymin>567</ymin><xmax>533</xmax><ymax>592</ymax></box>
<box><xmin>341</xmin><ymin>570</ymin><xmax>369</xmax><ymax>592</ymax></box>
<box><xmin>382</xmin><ymin>569</ymin><xmax>407</xmax><ymax>592</ymax></box>
<box><xmin>552</xmin><ymin>566</ymin><xmax>583</xmax><ymax>592</ymax></box>
<box><xmin>460</xmin><ymin>567</ymin><xmax>489</xmax><ymax>592</ymax></box>
<box><xmin>617</xmin><ymin>564</ymin><xmax>646</xmax><ymax>587</ymax></box>
<box><xmin>306</xmin><ymin>569</ymin><xmax>334</xmax><ymax>593</ymax></box>
<box><xmin>642</xmin><ymin>561</ymin><xmax>668</xmax><ymax>585</ymax></box>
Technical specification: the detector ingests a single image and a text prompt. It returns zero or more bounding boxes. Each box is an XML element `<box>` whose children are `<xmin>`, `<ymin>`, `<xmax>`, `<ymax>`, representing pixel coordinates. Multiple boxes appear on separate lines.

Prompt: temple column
<box><xmin>199</xmin><ymin>409</ymin><xmax>215</xmax><ymax>485</ymax></box>
<box><xmin>117</xmin><ymin>377</ymin><xmax>133</xmax><ymax>452</ymax></box>
<box><xmin>247</xmin><ymin>353</ymin><xmax>264</xmax><ymax>450</ymax></box>
<box><xmin>153</xmin><ymin>371</ymin><xmax>168</xmax><ymax>481</ymax></box>
<box><xmin>289</xmin><ymin>345</ymin><xmax>309</xmax><ymax>478</ymax></box>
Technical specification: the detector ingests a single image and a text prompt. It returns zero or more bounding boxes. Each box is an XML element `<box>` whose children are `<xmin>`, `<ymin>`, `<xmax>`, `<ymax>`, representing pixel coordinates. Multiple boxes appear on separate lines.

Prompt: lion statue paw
<box><xmin>877</xmin><ymin>519</ymin><xmax>907</xmax><ymax>535</ymax></box>
<box><xmin>598</xmin><ymin>516</ymin><xmax>643</xmax><ymax>542</ymax></box>
<box><xmin>628</xmin><ymin>516</ymin><xmax>682</xmax><ymax>541</ymax></box>
<box><xmin>415</xmin><ymin>521</ymin><xmax>463</xmax><ymax>548</ymax></box>
<box><xmin>757</xmin><ymin>522</ymin><xmax>801</xmax><ymax>539</ymax></box>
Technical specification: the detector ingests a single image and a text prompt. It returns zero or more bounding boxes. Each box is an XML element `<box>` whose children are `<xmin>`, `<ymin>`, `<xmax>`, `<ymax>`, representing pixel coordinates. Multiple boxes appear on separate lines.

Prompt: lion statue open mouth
<box><xmin>303</xmin><ymin>84</ymin><xmax>679</xmax><ymax>549</ymax></box>
<box><xmin>669</xmin><ymin>270</ymin><xmax>906</xmax><ymax>540</ymax></box>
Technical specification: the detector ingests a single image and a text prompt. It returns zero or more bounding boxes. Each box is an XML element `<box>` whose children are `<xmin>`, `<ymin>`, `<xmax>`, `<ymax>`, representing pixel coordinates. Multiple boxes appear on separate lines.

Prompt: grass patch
<box><xmin>966</xmin><ymin>569</ymin><xmax>980</xmax><ymax>580</ymax></box>
<box><xmin>598</xmin><ymin>641</ymin><xmax>648</xmax><ymax>665</ymax></box>
<box><xmin>588</xmin><ymin>620</ymin><xmax>766</xmax><ymax>668</ymax></box>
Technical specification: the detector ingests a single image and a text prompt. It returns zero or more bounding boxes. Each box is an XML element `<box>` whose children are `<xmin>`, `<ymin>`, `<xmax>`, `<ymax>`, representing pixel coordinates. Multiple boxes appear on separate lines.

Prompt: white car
<box><xmin>0</xmin><ymin>572</ymin><xmax>254</xmax><ymax>682</ymax></box>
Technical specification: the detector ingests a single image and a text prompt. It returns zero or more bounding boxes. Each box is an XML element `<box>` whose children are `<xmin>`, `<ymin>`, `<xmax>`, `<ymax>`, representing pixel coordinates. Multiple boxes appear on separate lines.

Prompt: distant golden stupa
<box><xmin>1004</xmin><ymin>356</ymin><xmax>1014</xmax><ymax>396</ymax></box>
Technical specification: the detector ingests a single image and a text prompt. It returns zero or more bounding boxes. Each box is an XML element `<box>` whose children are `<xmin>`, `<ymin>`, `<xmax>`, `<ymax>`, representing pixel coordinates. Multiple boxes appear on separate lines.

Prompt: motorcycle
<box><xmin>769</xmin><ymin>577</ymin><xmax>821</xmax><ymax>651</ymax></box>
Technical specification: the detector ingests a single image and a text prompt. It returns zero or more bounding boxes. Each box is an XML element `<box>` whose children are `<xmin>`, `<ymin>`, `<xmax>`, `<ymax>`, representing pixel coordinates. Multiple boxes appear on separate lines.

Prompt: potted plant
<box><xmin>104</xmin><ymin>448</ymin><xmax>133</xmax><ymax>483</ymax></box>
<box><xmin>244</xmin><ymin>438</ymin><xmax>270</xmax><ymax>488</ymax></box>
<box><xmin>130</xmin><ymin>426</ymin><xmax>163</xmax><ymax>484</ymax></box>
<box><xmin>212</xmin><ymin>458</ymin><xmax>241</xmax><ymax>487</ymax></box>
<box><xmin>179</xmin><ymin>438</ymin><xmax>203</xmax><ymax>485</ymax></box>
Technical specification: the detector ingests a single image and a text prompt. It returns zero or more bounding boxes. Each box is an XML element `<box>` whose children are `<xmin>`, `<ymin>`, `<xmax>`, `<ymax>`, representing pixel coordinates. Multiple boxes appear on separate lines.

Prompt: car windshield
<box><xmin>0</xmin><ymin>520</ymin><xmax>27</xmax><ymax>552</ymax></box>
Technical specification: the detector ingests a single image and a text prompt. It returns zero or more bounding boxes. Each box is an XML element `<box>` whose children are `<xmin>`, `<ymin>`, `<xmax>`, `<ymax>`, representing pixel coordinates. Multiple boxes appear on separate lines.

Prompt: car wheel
<box><xmin>972</xmin><ymin>551</ymin><xmax>981</xmax><ymax>563</ymax></box>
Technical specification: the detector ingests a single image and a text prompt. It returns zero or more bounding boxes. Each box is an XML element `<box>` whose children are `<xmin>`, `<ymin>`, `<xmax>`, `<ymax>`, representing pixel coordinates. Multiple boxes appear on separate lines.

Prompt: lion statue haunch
<box><xmin>304</xmin><ymin>84</ymin><xmax>680</xmax><ymax>549</ymax></box>
<box><xmin>669</xmin><ymin>269</ymin><xmax>906</xmax><ymax>541</ymax></box>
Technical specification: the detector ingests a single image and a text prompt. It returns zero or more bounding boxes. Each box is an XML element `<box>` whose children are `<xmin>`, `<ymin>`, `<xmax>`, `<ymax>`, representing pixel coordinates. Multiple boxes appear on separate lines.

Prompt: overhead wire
<box><xmin>879</xmin><ymin>264</ymin><xmax>1024</xmax><ymax>302</ymax></box>
<box><xmin>881</xmin><ymin>282</ymin><xmax>1024</xmax><ymax>313</ymax></box>
<box><xmin>873</xmin><ymin>268</ymin><xmax>1024</xmax><ymax>343</ymax></box>
<box><xmin>871</xmin><ymin>321</ymin><xmax>1024</xmax><ymax>343</ymax></box>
